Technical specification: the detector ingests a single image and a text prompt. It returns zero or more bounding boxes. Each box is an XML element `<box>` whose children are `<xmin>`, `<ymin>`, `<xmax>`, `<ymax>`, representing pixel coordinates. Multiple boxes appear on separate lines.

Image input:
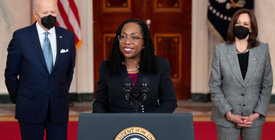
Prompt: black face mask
<box><xmin>41</xmin><ymin>15</ymin><xmax>56</xmax><ymax>29</ymax></box>
<box><xmin>233</xmin><ymin>25</ymin><xmax>250</xmax><ymax>40</ymax></box>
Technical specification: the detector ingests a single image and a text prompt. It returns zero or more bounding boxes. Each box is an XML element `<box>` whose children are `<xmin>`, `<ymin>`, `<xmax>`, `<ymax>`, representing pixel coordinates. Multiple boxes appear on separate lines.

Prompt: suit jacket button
<box><xmin>241</xmin><ymin>94</ymin><xmax>244</xmax><ymax>96</ymax></box>
<box><xmin>243</xmin><ymin>104</ymin><xmax>246</xmax><ymax>107</ymax></box>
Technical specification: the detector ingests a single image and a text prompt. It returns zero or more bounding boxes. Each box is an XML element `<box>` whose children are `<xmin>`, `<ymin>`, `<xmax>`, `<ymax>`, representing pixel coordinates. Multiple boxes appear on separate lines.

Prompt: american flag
<box><xmin>56</xmin><ymin>0</ymin><xmax>82</xmax><ymax>49</ymax></box>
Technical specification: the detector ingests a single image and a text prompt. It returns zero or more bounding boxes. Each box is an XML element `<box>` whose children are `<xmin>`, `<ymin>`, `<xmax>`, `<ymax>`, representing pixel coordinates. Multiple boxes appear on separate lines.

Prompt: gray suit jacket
<box><xmin>209</xmin><ymin>42</ymin><xmax>273</xmax><ymax>127</ymax></box>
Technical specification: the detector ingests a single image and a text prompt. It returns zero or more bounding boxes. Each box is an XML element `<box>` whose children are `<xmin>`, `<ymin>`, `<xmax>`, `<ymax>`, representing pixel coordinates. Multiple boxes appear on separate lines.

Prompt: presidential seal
<box><xmin>115</xmin><ymin>127</ymin><xmax>156</xmax><ymax>140</ymax></box>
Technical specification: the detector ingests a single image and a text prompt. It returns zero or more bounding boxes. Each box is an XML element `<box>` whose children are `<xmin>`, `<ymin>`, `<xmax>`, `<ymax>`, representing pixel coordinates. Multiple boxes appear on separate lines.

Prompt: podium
<box><xmin>77</xmin><ymin>113</ymin><xmax>194</xmax><ymax>140</ymax></box>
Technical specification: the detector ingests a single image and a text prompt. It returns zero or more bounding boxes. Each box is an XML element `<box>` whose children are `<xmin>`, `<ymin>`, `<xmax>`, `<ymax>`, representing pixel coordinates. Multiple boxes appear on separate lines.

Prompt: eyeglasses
<box><xmin>118</xmin><ymin>34</ymin><xmax>144</xmax><ymax>43</ymax></box>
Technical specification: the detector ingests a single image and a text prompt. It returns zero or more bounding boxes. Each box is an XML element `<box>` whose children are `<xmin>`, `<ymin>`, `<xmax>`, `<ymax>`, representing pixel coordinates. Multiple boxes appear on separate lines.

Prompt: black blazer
<box><xmin>93</xmin><ymin>56</ymin><xmax>177</xmax><ymax>113</ymax></box>
<box><xmin>5</xmin><ymin>23</ymin><xmax>75</xmax><ymax>123</ymax></box>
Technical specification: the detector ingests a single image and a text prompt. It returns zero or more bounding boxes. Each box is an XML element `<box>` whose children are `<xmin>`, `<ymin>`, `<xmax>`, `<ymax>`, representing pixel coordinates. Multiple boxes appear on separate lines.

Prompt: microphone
<box><xmin>123</xmin><ymin>77</ymin><xmax>132</xmax><ymax>101</ymax></box>
<box><xmin>140</xmin><ymin>77</ymin><xmax>149</xmax><ymax>101</ymax></box>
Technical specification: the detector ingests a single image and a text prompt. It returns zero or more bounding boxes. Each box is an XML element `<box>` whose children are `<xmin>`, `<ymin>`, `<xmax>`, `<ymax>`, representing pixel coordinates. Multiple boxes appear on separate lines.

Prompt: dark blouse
<box><xmin>237</xmin><ymin>51</ymin><xmax>249</xmax><ymax>79</ymax></box>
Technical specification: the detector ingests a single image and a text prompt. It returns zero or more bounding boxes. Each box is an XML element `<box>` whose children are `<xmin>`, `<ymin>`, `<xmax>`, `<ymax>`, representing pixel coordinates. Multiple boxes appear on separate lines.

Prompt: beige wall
<box><xmin>1</xmin><ymin>1</ymin><xmax>275</xmax><ymax>96</ymax></box>
<box><xmin>0</xmin><ymin>0</ymin><xmax>31</xmax><ymax>94</ymax></box>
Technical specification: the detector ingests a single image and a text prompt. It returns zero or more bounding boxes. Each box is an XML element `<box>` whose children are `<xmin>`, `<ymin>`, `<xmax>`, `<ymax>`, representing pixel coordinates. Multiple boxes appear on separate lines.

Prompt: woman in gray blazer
<box><xmin>209</xmin><ymin>9</ymin><xmax>273</xmax><ymax>140</ymax></box>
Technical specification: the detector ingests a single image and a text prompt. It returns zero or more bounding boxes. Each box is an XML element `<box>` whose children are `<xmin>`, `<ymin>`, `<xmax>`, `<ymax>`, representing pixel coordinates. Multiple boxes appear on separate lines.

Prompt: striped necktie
<box><xmin>43</xmin><ymin>32</ymin><xmax>53</xmax><ymax>74</ymax></box>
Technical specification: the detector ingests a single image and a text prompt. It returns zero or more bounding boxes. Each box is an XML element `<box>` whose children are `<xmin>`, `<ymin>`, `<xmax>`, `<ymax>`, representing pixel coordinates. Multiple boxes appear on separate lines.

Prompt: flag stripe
<box><xmin>57</xmin><ymin>0</ymin><xmax>74</xmax><ymax>31</ymax></box>
<box><xmin>56</xmin><ymin>11</ymin><xmax>67</xmax><ymax>29</ymax></box>
<box><xmin>68</xmin><ymin>0</ymin><xmax>81</xmax><ymax>26</ymax></box>
<box><xmin>57</xmin><ymin>0</ymin><xmax>80</xmax><ymax>44</ymax></box>
<box><xmin>59</xmin><ymin>0</ymin><xmax>81</xmax><ymax>40</ymax></box>
<box><xmin>57</xmin><ymin>0</ymin><xmax>82</xmax><ymax>48</ymax></box>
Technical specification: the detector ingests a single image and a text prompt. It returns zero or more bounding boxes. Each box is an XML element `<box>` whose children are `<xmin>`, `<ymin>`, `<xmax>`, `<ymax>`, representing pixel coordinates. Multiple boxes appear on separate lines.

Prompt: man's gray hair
<box><xmin>32</xmin><ymin>0</ymin><xmax>57</xmax><ymax>10</ymax></box>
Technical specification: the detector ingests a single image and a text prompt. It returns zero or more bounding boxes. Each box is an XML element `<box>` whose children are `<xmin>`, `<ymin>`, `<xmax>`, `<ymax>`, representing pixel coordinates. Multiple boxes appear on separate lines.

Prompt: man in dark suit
<box><xmin>4</xmin><ymin>0</ymin><xmax>75</xmax><ymax>139</ymax></box>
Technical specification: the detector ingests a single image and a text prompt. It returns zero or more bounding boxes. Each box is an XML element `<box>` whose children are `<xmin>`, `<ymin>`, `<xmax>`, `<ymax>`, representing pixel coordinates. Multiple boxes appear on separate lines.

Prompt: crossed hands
<box><xmin>225</xmin><ymin>112</ymin><xmax>260</xmax><ymax>128</ymax></box>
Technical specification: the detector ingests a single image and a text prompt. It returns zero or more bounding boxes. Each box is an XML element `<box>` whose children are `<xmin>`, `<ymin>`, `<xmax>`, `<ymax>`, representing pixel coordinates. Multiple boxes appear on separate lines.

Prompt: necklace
<box><xmin>127</xmin><ymin>66</ymin><xmax>139</xmax><ymax>72</ymax></box>
<box><xmin>236</xmin><ymin>48</ymin><xmax>249</xmax><ymax>54</ymax></box>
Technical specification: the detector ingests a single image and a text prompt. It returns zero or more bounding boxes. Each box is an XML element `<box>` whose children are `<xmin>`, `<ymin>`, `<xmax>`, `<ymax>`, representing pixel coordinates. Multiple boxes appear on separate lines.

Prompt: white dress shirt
<box><xmin>36</xmin><ymin>22</ymin><xmax>57</xmax><ymax>65</ymax></box>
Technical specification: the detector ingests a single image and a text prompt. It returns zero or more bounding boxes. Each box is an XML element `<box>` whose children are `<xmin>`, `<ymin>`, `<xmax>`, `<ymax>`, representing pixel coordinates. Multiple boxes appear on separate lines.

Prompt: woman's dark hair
<box><xmin>106</xmin><ymin>19</ymin><xmax>157</xmax><ymax>75</ymax></box>
<box><xmin>226</xmin><ymin>8</ymin><xmax>259</xmax><ymax>48</ymax></box>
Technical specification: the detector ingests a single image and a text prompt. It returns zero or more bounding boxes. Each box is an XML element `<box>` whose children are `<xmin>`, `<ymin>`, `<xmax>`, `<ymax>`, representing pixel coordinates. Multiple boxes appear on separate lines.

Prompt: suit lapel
<box><xmin>29</xmin><ymin>23</ymin><xmax>48</xmax><ymax>73</ymax></box>
<box><xmin>225</xmin><ymin>43</ymin><xmax>246</xmax><ymax>87</ymax></box>
<box><xmin>244</xmin><ymin>48</ymin><xmax>258</xmax><ymax>83</ymax></box>
<box><xmin>52</xmin><ymin>26</ymin><xmax>63</xmax><ymax>74</ymax></box>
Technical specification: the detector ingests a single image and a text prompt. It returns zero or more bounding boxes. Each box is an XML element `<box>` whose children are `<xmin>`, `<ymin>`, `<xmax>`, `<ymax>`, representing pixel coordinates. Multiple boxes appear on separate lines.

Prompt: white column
<box><xmin>255</xmin><ymin>1</ymin><xmax>275</xmax><ymax>94</ymax></box>
<box><xmin>71</xmin><ymin>0</ymin><xmax>94</xmax><ymax>94</ymax></box>
<box><xmin>191</xmin><ymin>0</ymin><xmax>209</xmax><ymax>94</ymax></box>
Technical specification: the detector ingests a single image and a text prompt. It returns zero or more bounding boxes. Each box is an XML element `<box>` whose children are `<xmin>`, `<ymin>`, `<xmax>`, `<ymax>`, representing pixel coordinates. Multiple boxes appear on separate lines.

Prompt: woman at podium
<box><xmin>93</xmin><ymin>19</ymin><xmax>177</xmax><ymax>113</ymax></box>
